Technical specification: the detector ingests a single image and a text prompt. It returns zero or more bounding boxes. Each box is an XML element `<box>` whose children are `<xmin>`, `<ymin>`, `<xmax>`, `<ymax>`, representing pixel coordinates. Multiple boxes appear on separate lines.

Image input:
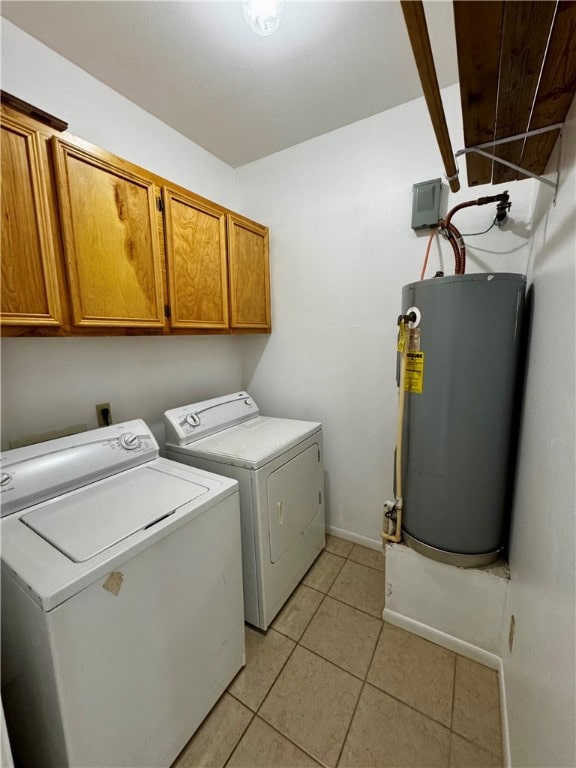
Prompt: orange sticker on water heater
<box><xmin>404</xmin><ymin>351</ymin><xmax>424</xmax><ymax>394</ymax></box>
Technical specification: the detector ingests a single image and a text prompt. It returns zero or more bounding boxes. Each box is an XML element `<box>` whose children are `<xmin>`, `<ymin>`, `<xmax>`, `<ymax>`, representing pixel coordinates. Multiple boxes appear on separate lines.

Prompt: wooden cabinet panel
<box><xmin>162</xmin><ymin>187</ymin><xmax>229</xmax><ymax>329</ymax></box>
<box><xmin>227</xmin><ymin>214</ymin><xmax>270</xmax><ymax>330</ymax></box>
<box><xmin>1</xmin><ymin>116</ymin><xmax>61</xmax><ymax>326</ymax></box>
<box><xmin>52</xmin><ymin>138</ymin><xmax>165</xmax><ymax>328</ymax></box>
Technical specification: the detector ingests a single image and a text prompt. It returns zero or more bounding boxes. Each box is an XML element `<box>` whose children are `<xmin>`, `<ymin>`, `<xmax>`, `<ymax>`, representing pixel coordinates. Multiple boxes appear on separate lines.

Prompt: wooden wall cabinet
<box><xmin>227</xmin><ymin>214</ymin><xmax>271</xmax><ymax>330</ymax></box>
<box><xmin>52</xmin><ymin>138</ymin><xmax>165</xmax><ymax>329</ymax></box>
<box><xmin>162</xmin><ymin>186</ymin><xmax>229</xmax><ymax>329</ymax></box>
<box><xmin>1</xmin><ymin>115</ymin><xmax>62</xmax><ymax>326</ymax></box>
<box><xmin>1</xmin><ymin>105</ymin><xmax>271</xmax><ymax>336</ymax></box>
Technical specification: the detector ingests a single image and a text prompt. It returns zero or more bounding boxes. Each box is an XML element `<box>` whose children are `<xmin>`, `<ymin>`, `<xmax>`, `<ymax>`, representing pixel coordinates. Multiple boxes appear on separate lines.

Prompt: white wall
<box><xmin>0</xmin><ymin>21</ymin><xmax>244</xmax><ymax>450</ymax></box>
<box><xmin>2</xmin><ymin>14</ymin><xmax>575</xmax><ymax>768</ymax></box>
<box><xmin>502</xmin><ymin>101</ymin><xmax>576</xmax><ymax>768</ymax></box>
<box><xmin>237</xmin><ymin>84</ymin><xmax>537</xmax><ymax>543</ymax></box>
<box><xmin>0</xmin><ymin>20</ymin><xmax>237</xmax><ymax>206</ymax></box>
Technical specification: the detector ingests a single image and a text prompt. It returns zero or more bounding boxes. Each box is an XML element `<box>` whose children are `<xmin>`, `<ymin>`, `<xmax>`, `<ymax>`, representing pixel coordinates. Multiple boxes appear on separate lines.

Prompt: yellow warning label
<box><xmin>404</xmin><ymin>351</ymin><xmax>424</xmax><ymax>393</ymax></box>
<box><xmin>397</xmin><ymin>323</ymin><xmax>406</xmax><ymax>352</ymax></box>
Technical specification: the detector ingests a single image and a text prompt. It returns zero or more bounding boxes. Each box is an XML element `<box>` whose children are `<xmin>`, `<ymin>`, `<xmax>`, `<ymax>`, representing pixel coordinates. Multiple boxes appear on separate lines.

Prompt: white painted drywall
<box><xmin>2</xmin><ymin>21</ymin><xmax>575</xmax><ymax>767</ymax></box>
<box><xmin>384</xmin><ymin>543</ymin><xmax>510</xmax><ymax>658</ymax></box>
<box><xmin>236</xmin><ymin>84</ymin><xmax>537</xmax><ymax>545</ymax></box>
<box><xmin>0</xmin><ymin>21</ymin><xmax>236</xmax><ymax>205</ymax></box>
<box><xmin>0</xmin><ymin>22</ymin><xmax>244</xmax><ymax>450</ymax></box>
<box><xmin>502</xmin><ymin>100</ymin><xmax>576</xmax><ymax>768</ymax></box>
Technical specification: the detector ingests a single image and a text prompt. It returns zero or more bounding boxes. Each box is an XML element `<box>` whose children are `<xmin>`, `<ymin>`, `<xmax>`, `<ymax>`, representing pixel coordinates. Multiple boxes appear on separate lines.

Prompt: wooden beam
<box><xmin>492</xmin><ymin>1</ymin><xmax>556</xmax><ymax>184</ymax></box>
<box><xmin>453</xmin><ymin>1</ymin><xmax>504</xmax><ymax>187</ymax></box>
<box><xmin>520</xmin><ymin>1</ymin><xmax>576</xmax><ymax>175</ymax></box>
<box><xmin>401</xmin><ymin>0</ymin><xmax>460</xmax><ymax>192</ymax></box>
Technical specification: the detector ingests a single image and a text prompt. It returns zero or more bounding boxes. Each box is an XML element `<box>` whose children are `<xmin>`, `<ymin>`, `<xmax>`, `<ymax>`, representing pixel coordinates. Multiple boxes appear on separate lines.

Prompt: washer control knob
<box><xmin>186</xmin><ymin>413</ymin><xmax>201</xmax><ymax>427</ymax></box>
<box><xmin>119</xmin><ymin>433</ymin><xmax>140</xmax><ymax>450</ymax></box>
<box><xmin>0</xmin><ymin>472</ymin><xmax>12</xmax><ymax>487</ymax></box>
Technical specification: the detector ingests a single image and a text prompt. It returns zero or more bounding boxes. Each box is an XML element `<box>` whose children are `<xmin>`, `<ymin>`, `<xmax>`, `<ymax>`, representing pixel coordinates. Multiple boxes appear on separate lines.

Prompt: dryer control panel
<box><xmin>0</xmin><ymin>420</ymin><xmax>158</xmax><ymax>518</ymax></box>
<box><xmin>164</xmin><ymin>392</ymin><xmax>259</xmax><ymax>446</ymax></box>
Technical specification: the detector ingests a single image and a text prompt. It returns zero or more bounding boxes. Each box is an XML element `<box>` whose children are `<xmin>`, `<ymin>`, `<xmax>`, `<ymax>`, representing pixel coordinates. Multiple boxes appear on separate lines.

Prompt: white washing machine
<box><xmin>164</xmin><ymin>392</ymin><xmax>325</xmax><ymax>630</ymax></box>
<box><xmin>0</xmin><ymin>420</ymin><xmax>245</xmax><ymax>768</ymax></box>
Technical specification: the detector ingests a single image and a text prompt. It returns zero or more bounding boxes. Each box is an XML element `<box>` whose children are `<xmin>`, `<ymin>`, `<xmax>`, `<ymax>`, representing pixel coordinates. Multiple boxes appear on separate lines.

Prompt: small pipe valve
<box><xmin>398</xmin><ymin>311</ymin><xmax>417</xmax><ymax>326</ymax></box>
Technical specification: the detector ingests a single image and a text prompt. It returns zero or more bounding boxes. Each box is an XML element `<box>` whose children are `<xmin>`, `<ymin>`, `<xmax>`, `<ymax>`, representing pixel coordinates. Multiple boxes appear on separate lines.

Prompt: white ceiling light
<box><xmin>242</xmin><ymin>0</ymin><xmax>283</xmax><ymax>37</ymax></box>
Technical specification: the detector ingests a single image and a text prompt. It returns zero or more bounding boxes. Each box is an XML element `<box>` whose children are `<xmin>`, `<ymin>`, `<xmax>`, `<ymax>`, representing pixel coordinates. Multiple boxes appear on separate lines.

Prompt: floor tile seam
<box><xmin>450</xmin><ymin>656</ymin><xmax>503</xmax><ymax>758</ymax></box>
<box><xmin>271</xmin><ymin>588</ymin><xmax>327</xmax><ymax>643</ymax></box>
<box><xmin>364</xmin><ymin>620</ymin><xmax>384</xmax><ymax>680</ymax></box>
<box><xmin>449</xmin><ymin>722</ymin><xmax>504</xmax><ymax>760</ymax></box>
<box><xmin>341</xmin><ymin>551</ymin><xmax>384</xmax><ymax>572</ymax></box>
<box><xmin>226</xmin><ymin>628</ymin><xmax>297</xmax><ymax>713</ymax></box>
<box><xmin>252</xmin><ymin>630</ymin><xmax>300</xmax><ymax>716</ymax></box>
<box><xmin>248</xmin><ymin>713</ymin><xmax>328</xmax><ymax>768</ymax></box>
<box><xmin>302</xmin><ymin>555</ymin><xmax>346</xmax><ymax>594</ymax></box>
<box><xmin>362</xmin><ymin>679</ymin><xmax>453</xmax><ymax>732</ymax></box>
<box><xmin>450</xmin><ymin>642</ymin><xmax>457</xmax><ymax>730</ymax></box>
<box><xmin>334</xmin><ymin>678</ymin><xmax>367</xmax><ymax>767</ymax></box>
<box><xmin>324</xmin><ymin>589</ymin><xmax>385</xmax><ymax>621</ymax></box>
<box><xmin>292</xmin><ymin>638</ymin><xmax>370</xmax><ymax>683</ymax></box>
<box><xmin>346</xmin><ymin>555</ymin><xmax>386</xmax><ymax>574</ymax></box>
<box><xmin>256</xmin><ymin>640</ymin><xmax>365</xmax><ymax>764</ymax></box>
<box><xmin>325</xmin><ymin>547</ymin><xmax>352</xmax><ymax>559</ymax></box>
<box><xmin>301</xmin><ymin>581</ymin><xmax>331</xmax><ymax>598</ymax></box>
<box><xmin>296</xmin><ymin>589</ymin><xmax>328</xmax><ymax>641</ymax></box>
<box><xmin>222</xmin><ymin>709</ymin><xmax>257</xmax><ymax>768</ymax></box>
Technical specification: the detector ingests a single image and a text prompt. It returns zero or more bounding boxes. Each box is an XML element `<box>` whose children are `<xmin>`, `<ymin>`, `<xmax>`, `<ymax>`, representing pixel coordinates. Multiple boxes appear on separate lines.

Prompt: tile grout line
<box><xmin>334</xmin><ymin>621</ymin><xmax>385</xmax><ymax>767</ymax></box>
<box><xmin>302</xmin><ymin>551</ymin><xmax>347</xmax><ymax>593</ymax></box>
<box><xmin>224</xmin><ymin>538</ymin><xmax>384</xmax><ymax>767</ymax></box>
<box><xmin>326</xmin><ymin>545</ymin><xmax>386</xmax><ymax>575</ymax></box>
<box><xmin>222</xmin><ymin>708</ymin><xmax>256</xmax><ymax>768</ymax></box>
<box><xmin>245</xmin><ymin>714</ymin><xmax>328</xmax><ymax>768</ymax></box>
<box><xmin>448</xmin><ymin>656</ymin><xmax>504</xmax><ymax>761</ymax></box>
<box><xmin>239</xmin><ymin>588</ymin><xmax>345</xmax><ymax>768</ymax></box>
<box><xmin>295</xmin><ymin>584</ymin><xmax>384</xmax><ymax>623</ymax></box>
<box><xmin>447</xmin><ymin>648</ymin><xmax>458</xmax><ymax>766</ymax></box>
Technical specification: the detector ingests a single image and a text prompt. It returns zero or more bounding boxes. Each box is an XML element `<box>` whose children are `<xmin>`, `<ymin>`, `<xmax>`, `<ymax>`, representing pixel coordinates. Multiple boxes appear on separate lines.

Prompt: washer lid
<box><xmin>168</xmin><ymin>416</ymin><xmax>321</xmax><ymax>469</ymax></box>
<box><xmin>21</xmin><ymin>466</ymin><xmax>208</xmax><ymax>562</ymax></box>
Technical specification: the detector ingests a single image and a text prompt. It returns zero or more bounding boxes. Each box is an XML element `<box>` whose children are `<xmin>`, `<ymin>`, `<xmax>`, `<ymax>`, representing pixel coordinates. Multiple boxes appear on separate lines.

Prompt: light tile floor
<box><xmin>173</xmin><ymin>535</ymin><xmax>503</xmax><ymax>768</ymax></box>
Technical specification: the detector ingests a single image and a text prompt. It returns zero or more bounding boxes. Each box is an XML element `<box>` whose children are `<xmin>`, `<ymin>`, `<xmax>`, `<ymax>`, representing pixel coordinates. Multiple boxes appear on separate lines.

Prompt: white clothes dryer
<box><xmin>164</xmin><ymin>392</ymin><xmax>325</xmax><ymax>630</ymax></box>
<box><xmin>0</xmin><ymin>420</ymin><xmax>245</xmax><ymax>768</ymax></box>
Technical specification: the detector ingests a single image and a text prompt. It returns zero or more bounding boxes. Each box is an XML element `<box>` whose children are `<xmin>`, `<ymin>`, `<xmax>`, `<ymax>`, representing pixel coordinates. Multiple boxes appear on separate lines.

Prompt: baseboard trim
<box><xmin>383</xmin><ymin>608</ymin><xmax>500</xmax><ymax>669</ymax></box>
<box><xmin>327</xmin><ymin>525</ymin><xmax>382</xmax><ymax>551</ymax></box>
<box><xmin>498</xmin><ymin>656</ymin><xmax>511</xmax><ymax>768</ymax></box>
<box><xmin>383</xmin><ymin>608</ymin><xmax>510</xmax><ymax>765</ymax></box>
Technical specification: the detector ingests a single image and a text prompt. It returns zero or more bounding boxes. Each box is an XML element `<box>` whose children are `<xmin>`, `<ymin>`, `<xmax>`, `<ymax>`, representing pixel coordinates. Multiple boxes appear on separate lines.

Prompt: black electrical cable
<box><xmin>460</xmin><ymin>218</ymin><xmax>497</xmax><ymax>237</ymax></box>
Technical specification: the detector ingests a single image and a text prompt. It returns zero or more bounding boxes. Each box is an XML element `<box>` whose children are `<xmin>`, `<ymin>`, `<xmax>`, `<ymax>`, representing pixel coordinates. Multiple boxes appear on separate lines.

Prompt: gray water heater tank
<box><xmin>400</xmin><ymin>272</ymin><xmax>526</xmax><ymax>567</ymax></box>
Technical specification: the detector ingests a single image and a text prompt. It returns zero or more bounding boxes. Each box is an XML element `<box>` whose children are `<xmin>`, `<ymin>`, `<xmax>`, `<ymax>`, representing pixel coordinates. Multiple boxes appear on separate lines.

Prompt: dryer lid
<box><xmin>21</xmin><ymin>466</ymin><xmax>208</xmax><ymax>562</ymax></box>
<box><xmin>169</xmin><ymin>416</ymin><xmax>321</xmax><ymax>469</ymax></box>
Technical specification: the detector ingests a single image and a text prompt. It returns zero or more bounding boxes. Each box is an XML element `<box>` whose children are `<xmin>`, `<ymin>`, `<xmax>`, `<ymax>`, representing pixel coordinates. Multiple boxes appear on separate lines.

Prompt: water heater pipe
<box><xmin>381</xmin><ymin>319</ymin><xmax>410</xmax><ymax>543</ymax></box>
<box><xmin>438</xmin><ymin>192</ymin><xmax>510</xmax><ymax>275</ymax></box>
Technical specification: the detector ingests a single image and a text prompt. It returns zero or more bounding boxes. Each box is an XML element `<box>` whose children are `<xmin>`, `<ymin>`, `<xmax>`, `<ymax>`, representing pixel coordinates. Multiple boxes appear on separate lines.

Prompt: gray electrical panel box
<box><xmin>411</xmin><ymin>178</ymin><xmax>442</xmax><ymax>229</ymax></box>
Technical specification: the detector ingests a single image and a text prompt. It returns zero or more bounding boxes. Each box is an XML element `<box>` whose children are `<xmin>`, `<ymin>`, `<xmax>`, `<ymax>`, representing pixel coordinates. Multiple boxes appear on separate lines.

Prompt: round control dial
<box><xmin>186</xmin><ymin>413</ymin><xmax>201</xmax><ymax>427</ymax></box>
<box><xmin>119</xmin><ymin>433</ymin><xmax>140</xmax><ymax>450</ymax></box>
<box><xmin>1</xmin><ymin>472</ymin><xmax>12</xmax><ymax>487</ymax></box>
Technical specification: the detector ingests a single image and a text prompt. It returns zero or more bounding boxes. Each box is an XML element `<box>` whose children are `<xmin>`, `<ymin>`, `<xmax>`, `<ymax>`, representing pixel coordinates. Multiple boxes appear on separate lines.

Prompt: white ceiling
<box><xmin>1</xmin><ymin>1</ymin><xmax>459</xmax><ymax>167</ymax></box>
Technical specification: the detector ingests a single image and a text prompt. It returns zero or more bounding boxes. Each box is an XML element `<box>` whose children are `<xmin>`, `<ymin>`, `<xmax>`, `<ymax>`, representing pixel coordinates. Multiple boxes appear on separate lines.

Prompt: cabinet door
<box><xmin>227</xmin><ymin>214</ymin><xmax>270</xmax><ymax>330</ymax></box>
<box><xmin>52</xmin><ymin>138</ymin><xmax>165</xmax><ymax>328</ymax></box>
<box><xmin>1</xmin><ymin>116</ymin><xmax>62</xmax><ymax>326</ymax></box>
<box><xmin>162</xmin><ymin>187</ymin><xmax>229</xmax><ymax>329</ymax></box>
